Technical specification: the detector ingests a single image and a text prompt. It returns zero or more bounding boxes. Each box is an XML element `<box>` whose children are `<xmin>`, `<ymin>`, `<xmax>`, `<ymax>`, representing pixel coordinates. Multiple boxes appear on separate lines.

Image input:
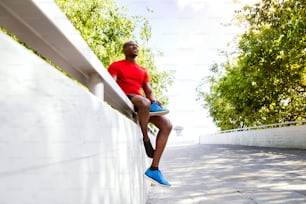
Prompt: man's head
<box><xmin>123</xmin><ymin>40</ymin><xmax>138</xmax><ymax>58</ymax></box>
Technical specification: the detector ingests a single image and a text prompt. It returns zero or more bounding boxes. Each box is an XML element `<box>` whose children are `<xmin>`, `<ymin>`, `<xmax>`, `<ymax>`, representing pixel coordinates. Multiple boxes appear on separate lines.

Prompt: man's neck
<box><xmin>125</xmin><ymin>56</ymin><xmax>136</xmax><ymax>63</ymax></box>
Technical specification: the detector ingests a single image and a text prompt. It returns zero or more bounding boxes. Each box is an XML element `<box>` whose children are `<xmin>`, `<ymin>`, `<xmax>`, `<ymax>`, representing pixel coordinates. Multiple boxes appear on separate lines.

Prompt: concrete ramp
<box><xmin>147</xmin><ymin>144</ymin><xmax>306</xmax><ymax>204</ymax></box>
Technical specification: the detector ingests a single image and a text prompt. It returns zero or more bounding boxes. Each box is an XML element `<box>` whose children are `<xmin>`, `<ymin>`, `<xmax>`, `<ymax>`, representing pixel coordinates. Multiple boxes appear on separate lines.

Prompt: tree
<box><xmin>55</xmin><ymin>0</ymin><xmax>173</xmax><ymax>104</ymax></box>
<box><xmin>197</xmin><ymin>0</ymin><xmax>306</xmax><ymax>130</ymax></box>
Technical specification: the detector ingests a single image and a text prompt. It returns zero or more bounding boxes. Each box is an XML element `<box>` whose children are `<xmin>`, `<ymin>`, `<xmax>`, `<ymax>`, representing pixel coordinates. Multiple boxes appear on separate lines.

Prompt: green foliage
<box><xmin>197</xmin><ymin>0</ymin><xmax>306</xmax><ymax>130</ymax></box>
<box><xmin>55</xmin><ymin>0</ymin><xmax>134</xmax><ymax>66</ymax></box>
<box><xmin>55</xmin><ymin>0</ymin><xmax>173</xmax><ymax>104</ymax></box>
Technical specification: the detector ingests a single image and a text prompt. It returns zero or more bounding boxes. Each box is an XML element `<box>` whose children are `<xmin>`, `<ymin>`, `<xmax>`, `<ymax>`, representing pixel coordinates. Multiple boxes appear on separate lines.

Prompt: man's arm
<box><xmin>143</xmin><ymin>82</ymin><xmax>155</xmax><ymax>103</ymax></box>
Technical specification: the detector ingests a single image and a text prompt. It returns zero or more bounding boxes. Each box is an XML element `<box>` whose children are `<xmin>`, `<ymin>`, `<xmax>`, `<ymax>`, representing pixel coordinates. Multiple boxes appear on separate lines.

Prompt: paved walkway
<box><xmin>146</xmin><ymin>144</ymin><xmax>306</xmax><ymax>204</ymax></box>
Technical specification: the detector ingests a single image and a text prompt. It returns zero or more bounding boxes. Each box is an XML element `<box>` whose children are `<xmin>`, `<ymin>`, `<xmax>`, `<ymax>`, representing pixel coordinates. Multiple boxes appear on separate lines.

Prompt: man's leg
<box><xmin>129</xmin><ymin>95</ymin><xmax>155</xmax><ymax>157</ymax></box>
<box><xmin>149</xmin><ymin>116</ymin><xmax>172</xmax><ymax>167</ymax></box>
<box><xmin>130</xmin><ymin>95</ymin><xmax>151</xmax><ymax>140</ymax></box>
<box><xmin>144</xmin><ymin>115</ymin><xmax>172</xmax><ymax>187</ymax></box>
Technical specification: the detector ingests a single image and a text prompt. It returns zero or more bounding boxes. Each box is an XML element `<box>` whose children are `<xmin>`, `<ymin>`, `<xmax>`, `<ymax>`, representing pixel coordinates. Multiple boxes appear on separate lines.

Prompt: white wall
<box><xmin>200</xmin><ymin>125</ymin><xmax>306</xmax><ymax>149</ymax></box>
<box><xmin>0</xmin><ymin>31</ymin><xmax>149</xmax><ymax>203</ymax></box>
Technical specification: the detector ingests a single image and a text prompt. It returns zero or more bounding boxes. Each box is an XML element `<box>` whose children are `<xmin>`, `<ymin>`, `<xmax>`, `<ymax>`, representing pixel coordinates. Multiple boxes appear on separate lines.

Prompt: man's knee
<box><xmin>167</xmin><ymin>120</ymin><xmax>173</xmax><ymax>132</ymax></box>
<box><xmin>162</xmin><ymin>118</ymin><xmax>173</xmax><ymax>133</ymax></box>
<box><xmin>132</xmin><ymin>96</ymin><xmax>151</xmax><ymax>109</ymax></box>
<box><xmin>140</xmin><ymin>98</ymin><xmax>151</xmax><ymax>108</ymax></box>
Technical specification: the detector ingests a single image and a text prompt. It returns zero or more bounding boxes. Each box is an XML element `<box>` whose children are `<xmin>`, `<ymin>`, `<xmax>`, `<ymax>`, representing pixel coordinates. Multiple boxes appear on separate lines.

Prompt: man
<box><xmin>108</xmin><ymin>40</ymin><xmax>172</xmax><ymax>187</ymax></box>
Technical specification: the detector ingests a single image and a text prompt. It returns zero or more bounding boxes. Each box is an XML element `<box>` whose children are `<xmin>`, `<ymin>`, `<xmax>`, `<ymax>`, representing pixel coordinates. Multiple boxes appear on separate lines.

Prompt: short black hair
<box><xmin>123</xmin><ymin>40</ymin><xmax>137</xmax><ymax>49</ymax></box>
<box><xmin>123</xmin><ymin>41</ymin><xmax>132</xmax><ymax>49</ymax></box>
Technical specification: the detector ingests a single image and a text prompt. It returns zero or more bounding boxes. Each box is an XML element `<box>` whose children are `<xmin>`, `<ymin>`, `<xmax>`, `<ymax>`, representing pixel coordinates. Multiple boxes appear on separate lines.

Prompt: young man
<box><xmin>108</xmin><ymin>40</ymin><xmax>172</xmax><ymax>187</ymax></box>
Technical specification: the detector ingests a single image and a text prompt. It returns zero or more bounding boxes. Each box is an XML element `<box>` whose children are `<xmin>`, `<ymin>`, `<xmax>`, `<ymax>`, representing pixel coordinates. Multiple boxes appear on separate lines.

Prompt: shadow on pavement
<box><xmin>146</xmin><ymin>144</ymin><xmax>306</xmax><ymax>204</ymax></box>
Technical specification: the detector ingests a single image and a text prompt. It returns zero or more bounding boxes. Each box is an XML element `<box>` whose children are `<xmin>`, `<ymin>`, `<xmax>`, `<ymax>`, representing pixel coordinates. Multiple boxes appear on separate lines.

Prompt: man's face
<box><xmin>123</xmin><ymin>41</ymin><xmax>138</xmax><ymax>57</ymax></box>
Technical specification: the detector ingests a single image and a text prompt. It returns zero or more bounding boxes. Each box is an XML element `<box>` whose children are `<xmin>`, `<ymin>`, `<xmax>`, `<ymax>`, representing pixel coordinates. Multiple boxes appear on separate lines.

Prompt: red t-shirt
<box><xmin>108</xmin><ymin>60</ymin><xmax>149</xmax><ymax>96</ymax></box>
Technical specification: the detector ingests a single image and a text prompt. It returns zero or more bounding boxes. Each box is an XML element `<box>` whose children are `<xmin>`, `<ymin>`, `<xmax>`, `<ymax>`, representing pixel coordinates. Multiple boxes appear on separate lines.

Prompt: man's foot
<box><xmin>149</xmin><ymin>101</ymin><xmax>169</xmax><ymax>116</ymax></box>
<box><xmin>143</xmin><ymin>139</ymin><xmax>154</xmax><ymax>158</ymax></box>
<box><xmin>144</xmin><ymin>168</ymin><xmax>171</xmax><ymax>187</ymax></box>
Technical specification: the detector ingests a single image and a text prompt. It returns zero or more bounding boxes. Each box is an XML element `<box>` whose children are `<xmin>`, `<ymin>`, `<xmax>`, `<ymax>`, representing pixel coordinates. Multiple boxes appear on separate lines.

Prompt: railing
<box><xmin>0</xmin><ymin>0</ymin><xmax>135</xmax><ymax>119</ymax></box>
<box><xmin>217</xmin><ymin>120</ymin><xmax>306</xmax><ymax>134</ymax></box>
<box><xmin>200</xmin><ymin>120</ymin><xmax>306</xmax><ymax>149</ymax></box>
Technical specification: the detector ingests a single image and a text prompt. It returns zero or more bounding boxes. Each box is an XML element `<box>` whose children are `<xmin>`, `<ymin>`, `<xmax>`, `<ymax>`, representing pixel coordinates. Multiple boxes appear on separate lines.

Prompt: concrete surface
<box><xmin>146</xmin><ymin>144</ymin><xmax>306</xmax><ymax>204</ymax></box>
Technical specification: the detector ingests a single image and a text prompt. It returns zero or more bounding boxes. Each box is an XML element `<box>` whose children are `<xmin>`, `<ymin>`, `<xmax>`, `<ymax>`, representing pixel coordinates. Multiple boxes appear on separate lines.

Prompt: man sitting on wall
<box><xmin>108</xmin><ymin>40</ymin><xmax>172</xmax><ymax>187</ymax></box>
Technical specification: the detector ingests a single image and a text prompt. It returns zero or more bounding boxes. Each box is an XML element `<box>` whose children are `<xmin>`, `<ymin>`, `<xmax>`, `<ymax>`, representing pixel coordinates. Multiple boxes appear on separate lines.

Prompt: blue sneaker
<box><xmin>150</xmin><ymin>101</ymin><xmax>169</xmax><ymax>116</ymax></box>
<box><xmin>144</xmin><ymin>168</ymin><xmax>171</xmax><ymax>187</ymax></box>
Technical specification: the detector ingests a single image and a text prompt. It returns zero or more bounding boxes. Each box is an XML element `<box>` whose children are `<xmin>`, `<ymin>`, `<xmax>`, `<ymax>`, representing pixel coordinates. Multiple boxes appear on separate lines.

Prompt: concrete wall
<box><xmin>200</xmin><ymin>125</ymin><xmax>306</xmax><ymax>149</ymax></box>
<box><xmin>0</xmin><ymin>31</ymin><xmax>148</xmax><ymax>203</ymax></box>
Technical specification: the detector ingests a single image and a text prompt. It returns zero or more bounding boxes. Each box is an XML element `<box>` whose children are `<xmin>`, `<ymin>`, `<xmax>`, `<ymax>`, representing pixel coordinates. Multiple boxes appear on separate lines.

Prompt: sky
<box><xmin>115</xmin><ymin>0</ymin><xmax>258</xmax><ymax>142</ymax></box>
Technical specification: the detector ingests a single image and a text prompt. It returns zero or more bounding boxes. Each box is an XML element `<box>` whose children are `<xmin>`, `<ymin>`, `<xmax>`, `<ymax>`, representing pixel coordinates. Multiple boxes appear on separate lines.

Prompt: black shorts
<box><xmin>127</xmin><ymin>94</ymin><xmax>136</xmax><ymax>100</ymax></box>
<box><xmin>127</xmin><ymin>94</ymin><xmax>137</xmax><ymax>111</ymax></box>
